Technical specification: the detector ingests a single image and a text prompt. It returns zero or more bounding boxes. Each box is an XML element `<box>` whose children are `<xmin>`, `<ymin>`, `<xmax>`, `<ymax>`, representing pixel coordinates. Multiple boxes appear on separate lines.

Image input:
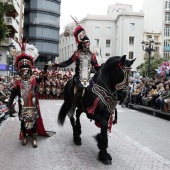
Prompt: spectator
<box><xmin>131</xmin><ymin>84</ymin><xmax>141</xmax><ymax>104</ymax></box>
<box><xmin>142</xmin><ymin>84</ymin><xmax>154</xmax><ymax>106</ymax></box>
<box><xmin>139</xmin><ymin>83</ymin><xmax>149</xmax><ymax>105</ymax></box>
<box><xmin>156</xmin><ymin>84</ymin><xmax>170</xmax><ymax>111</ymax></box>
<box><xmin>154</xmin><ymin>83</ymin><xmax>165</xmax><ymax>109</ymax></box>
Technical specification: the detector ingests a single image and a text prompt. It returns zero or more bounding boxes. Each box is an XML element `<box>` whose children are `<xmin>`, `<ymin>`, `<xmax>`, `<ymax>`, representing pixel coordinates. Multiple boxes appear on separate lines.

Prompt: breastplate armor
<box><xmin>79</xmin><ymin>52</ymin><xmax>91</xmax><ymax>87</ymax></box>
<box><xmin>20</xmin><ymin>80</ymin><xmax>39</xmax><ymax>129</ymax></box>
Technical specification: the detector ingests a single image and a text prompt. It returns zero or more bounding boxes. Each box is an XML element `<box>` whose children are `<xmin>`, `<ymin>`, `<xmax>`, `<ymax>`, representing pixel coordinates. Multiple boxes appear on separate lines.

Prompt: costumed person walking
<box><xmin>45</xmin><ymin>17</ymin><xmax>101</xmax><ymax>117</ymax></box>
<box><xmin>7</xmin><ymin>41</ymin><xmax>54</xmax><ymax>148</ymax></box>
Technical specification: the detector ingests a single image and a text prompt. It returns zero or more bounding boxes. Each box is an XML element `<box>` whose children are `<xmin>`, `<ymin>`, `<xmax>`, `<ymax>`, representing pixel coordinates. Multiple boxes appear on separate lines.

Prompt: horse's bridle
<box><xmin>98</xmin><ymin>63</ymin><xmax>131</xmax><ymax>100</ymax></box>
<box><xmin>115</xmin><ymin>63</ymin><xmax>131</xmax><ymax>91</ymax></box>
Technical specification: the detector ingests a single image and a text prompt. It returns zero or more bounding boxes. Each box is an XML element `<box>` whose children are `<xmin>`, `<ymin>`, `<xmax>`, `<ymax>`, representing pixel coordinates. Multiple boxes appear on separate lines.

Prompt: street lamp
<box><xmin>8</xmin><ymin>43</ymin><xmax>16</xmax><ymax>76</ymax></box>
<box><xmin>141</xmin><ymin>39</ymin><xmax>159</xmax><ymax>78</ymax></box>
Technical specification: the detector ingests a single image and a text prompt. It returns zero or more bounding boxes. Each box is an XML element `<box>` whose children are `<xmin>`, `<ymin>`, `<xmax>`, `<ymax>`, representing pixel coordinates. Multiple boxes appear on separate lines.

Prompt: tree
<box><xmin>136</xmin><ymin>56</ymin><xmax>165</xmax><ymax>78</ymax></box>
<box><xmin>0</xmin><ymin>2</ymin><xmax>14</xmax><ymax>45</ymax></box>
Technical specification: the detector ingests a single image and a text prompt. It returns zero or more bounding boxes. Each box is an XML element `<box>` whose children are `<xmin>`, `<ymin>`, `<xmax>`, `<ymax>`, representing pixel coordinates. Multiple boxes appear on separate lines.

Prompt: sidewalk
<box><xmin>0</xmin><ymin>100</ymin><xmax>170</xmax><ymax>170</ymax></box>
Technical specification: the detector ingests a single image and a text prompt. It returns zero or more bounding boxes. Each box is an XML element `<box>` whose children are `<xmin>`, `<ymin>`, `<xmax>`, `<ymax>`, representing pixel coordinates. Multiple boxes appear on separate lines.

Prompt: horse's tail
<box><xmin>57</xmin><ymin>101</ymin><xmax>70</xmax><ymax>126</ymax></box>
<box><xmin>58</xmin><ymin>80</ymin><xmax>72</xmax><ymax>126</ymax></box>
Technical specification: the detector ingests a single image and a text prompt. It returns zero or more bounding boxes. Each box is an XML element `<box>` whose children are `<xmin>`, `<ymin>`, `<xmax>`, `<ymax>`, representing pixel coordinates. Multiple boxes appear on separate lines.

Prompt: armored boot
<box><xmin>32</xmin><ymin>134</ymin><xmax>38</xmax><ymax>148</ymax></box>
<box><xmin>68</xmin><ymin>92</ymin><xmax>82</xmax><ymax>118</ymax></box>
<box><xmin>21</xmin><ymin>131</ymin><xmax>28</xmax><ymax>146</ymax></box>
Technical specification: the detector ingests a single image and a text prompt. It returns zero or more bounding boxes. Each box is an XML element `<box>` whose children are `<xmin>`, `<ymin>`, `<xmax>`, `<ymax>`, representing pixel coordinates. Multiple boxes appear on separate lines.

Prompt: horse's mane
<box><xmin>101</xmin><ymin>56</ymin><xmax>121</xmax><ymax>72</ymax></box>
<box><xmin>92</xmin><ymin>56</ymin><xmax>121</xmax><ymax>82</ymax></box>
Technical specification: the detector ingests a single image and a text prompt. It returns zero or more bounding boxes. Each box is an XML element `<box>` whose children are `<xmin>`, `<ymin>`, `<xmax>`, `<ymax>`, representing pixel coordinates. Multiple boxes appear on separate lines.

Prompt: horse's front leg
<box><xmin>96</xmin><ymin>122</ymin><xmax>112</xmax><ymax>165</ymax></box>
<box><xmin>75</xmin><ymin>108</ymin><xmax>82</xmax><ymax>135</ymax></box>
<box><xmin>70</xmin><ymin>109</ymin><xmax>82</xmax><ymax>145</ymax></box>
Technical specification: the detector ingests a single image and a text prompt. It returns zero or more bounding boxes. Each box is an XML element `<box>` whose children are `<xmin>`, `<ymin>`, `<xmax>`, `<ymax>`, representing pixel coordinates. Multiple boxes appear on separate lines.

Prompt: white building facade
<box><xmin>59</xmin><ymin>4</ymin><xmax>144</xmax><ymax>73</ymax></box>
<box><xmin>143</xmin><ymin>0</ymin><xmax>169</xmax><ymax>59</ymax></box>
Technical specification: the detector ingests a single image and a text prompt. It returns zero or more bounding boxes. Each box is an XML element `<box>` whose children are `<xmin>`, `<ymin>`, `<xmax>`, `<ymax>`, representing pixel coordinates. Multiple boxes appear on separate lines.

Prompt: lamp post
<box><xmin>141</xmin><ymin>39</ymin><xmax>159</xmax><ymax>78</ymax></box>
<box><xmin>8</xmin><ymin>43</ymin><xmax>16</xmax><ymax>76</ymax></box>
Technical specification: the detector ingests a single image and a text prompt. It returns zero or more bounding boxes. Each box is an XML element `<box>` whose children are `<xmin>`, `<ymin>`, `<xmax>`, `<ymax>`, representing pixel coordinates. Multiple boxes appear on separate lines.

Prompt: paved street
<box><xmin>0</xmin><ymin>100</ymin><xmax>170</xmax><ymax>170</ymax></box>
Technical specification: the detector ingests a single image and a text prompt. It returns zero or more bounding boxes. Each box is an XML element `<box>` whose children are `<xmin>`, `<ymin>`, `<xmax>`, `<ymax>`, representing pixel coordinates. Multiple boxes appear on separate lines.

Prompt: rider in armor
<box><xmin>45</xmin><ymin>20</ymin><xmax>100</xmax><ymax>117</ymax></box>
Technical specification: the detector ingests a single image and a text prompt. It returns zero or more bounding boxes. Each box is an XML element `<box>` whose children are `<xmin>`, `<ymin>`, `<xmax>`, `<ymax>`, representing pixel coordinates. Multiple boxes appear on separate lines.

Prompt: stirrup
<box><xmin>22</xmin><ymin>137</ymin><xmax>28</xmax><ymax>146</ymax></box>
<box><xmin>32</xmin><ymin>138</ymin><xmax>38</xmax><ymax>148</ymax></box>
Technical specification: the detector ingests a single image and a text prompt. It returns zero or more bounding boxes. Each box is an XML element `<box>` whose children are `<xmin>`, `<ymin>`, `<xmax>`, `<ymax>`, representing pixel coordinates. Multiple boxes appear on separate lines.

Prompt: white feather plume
<box><xmin>64</xmin><ymin>22</ymin><xmax>75</xmax><ymax>37</ymax></box>
<box><xmin>25</xmin><ymin>44</ymin><xmax>39</xmax><ymax>61</ymax></box>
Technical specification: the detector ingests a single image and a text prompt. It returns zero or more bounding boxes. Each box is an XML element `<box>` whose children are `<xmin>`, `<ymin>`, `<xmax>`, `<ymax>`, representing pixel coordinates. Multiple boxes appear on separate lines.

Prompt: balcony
<box><xmin>4</xmin><ymin>17</ymin><xmax>18</xmax><ymax>33</ymax></box>
<box><xmin>164</xmin><ymin>46</ymin><xmax>170</xmax><ymax>51</ymax></box>
<box><xmin>0</xmin><ymin>0</ymin><xmax>20</xmax><ymax>16</ymax></box>
<box><xmin>165</xmin><ymin>8</ymin><xmax>170</xmax><ymax>12</ymax></box>
<box><xmin>1</xmin><ymin>38</ymin><xmax>13</xmax><ymax>47</ymax></box>
<box><xmin>165</xmin><ymin>20</ymin><xmax>170</xmax><ymax>25</ymax></box>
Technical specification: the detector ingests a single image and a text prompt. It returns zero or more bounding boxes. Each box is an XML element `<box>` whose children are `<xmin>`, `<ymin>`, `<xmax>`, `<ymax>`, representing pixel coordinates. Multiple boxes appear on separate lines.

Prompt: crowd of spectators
<box><xmin>1</xmin><ymin>72</ymin><xmax>170</xmax><ymax>114</ymax></box>
<box><xmin>123</xmin><ymin>75</ymin><xmax>170</xmax><ymax>112</ymax></box>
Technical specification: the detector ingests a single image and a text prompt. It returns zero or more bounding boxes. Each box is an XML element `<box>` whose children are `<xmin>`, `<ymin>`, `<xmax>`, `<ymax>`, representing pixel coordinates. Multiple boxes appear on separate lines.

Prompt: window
<box><xmin>95</xmin><ymin>27</ymin><xmax>100</xmax><ymax>33</ymax></box>
<box><xmin>129</xmin><ymin>37</ymin><xmax>134</xmax><ymax>45</ymax></box>
<box><xmin>94</xmin><ymin>39</ymin><xmax>99</xmax><ymax>47</ymax></box>
<box><xmin>165</xmin><ymin>1</ymin><xmax>168</xmax><ymax>9</ymax></box>
<box><xmin>165</xmin><ymin>14</ymin><xmax>170</xmax><ymax>22</ymax></box>
<box><xmin>130</xmin><ymin>23</ymin><xmax>135</xmax><ymax>30</ymax></box>
<box><xmin>68</xmin><ymin>46</ymin><xmax>69</xmax><ymax>57</ymax></box>
<box><xmin>154</xmin><ymin>36</ymin><xmax>159</xmax><ymax>42</ymax></box>
<box><xmin>164</xmin><ymin>27</ymin><xmax>170</xmax><ymax>36</ymax></box>
<box><xmin>106</xmin><ymin>53</ymin><xmax>110</xmax><ymax>57</ymax></box>
<box><xmin>71</xmin><ymin>44</ymin><xmax>73</xmax><ymax>53</ymax></box>
<box><xmin>146</xmin><ymin>35</ymin><xmax>152</xmax><ymax>40</ymax></box>
<box><xmin>164</xmin><ymin>51</ymin><xmax>170</xmax><ymax>58</ymax></box>
<box><xmin>106</xmin><ymin>27</ymin><xmax>111</xmax><ymax>34</ymax></box>
<box><xmin>106</xmin><ymin>40</ymin><xmax>111</xmax><ymax>47</ymax></box>
<box><xmin>65</xmin><ymin>47</ymin><xmax>66</xmax><ymax>60</ymax></box>
<box><xmin>164</xmin><ymin>39</ymin><xmax>170</xmax><ymax>46</ymax></box>
<box><xmin>129</xmin><ymin>51</ymin><xmax>134</xmax><ymax>59</ymax></box>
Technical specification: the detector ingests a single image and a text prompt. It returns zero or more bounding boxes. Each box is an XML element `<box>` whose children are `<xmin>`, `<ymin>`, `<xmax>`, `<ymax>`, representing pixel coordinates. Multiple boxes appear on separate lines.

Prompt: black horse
<box><xmin>58</xmin><ymin>55</ymin><xmax>135</xmax><ymax>165</ymax></box>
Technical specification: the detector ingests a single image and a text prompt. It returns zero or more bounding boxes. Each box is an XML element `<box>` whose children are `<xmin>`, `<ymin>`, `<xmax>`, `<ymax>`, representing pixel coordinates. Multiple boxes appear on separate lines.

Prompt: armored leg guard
<box><xmin>21</xmin><ymin>131</ymin><xmax>28</xmax><ymax>146</ymax></box>
<box><xmin>32</xmin><ymin>134</ymin><xmax>38</xmax><ymax>148</ymax></box>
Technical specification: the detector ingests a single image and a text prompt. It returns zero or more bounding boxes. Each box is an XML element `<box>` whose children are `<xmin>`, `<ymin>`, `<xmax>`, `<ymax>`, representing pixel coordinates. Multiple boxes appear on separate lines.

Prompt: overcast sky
<box><xmin>60</xmin><ymin>0</ymin><xmax>145</xmax><ymax>33</ymax></box>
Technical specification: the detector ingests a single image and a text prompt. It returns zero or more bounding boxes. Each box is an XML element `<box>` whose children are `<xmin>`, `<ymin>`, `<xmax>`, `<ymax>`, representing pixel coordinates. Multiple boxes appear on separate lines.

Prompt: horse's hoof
<box><xmin>101</xmin><ymin>159</ymin><xmax>112</xmax><ymax>165</ymax></box>
<box><xmin>98</xmin><ymin>151</ymin><xmax>112</xmax><ymax>165</ymax></box>
<box><xmin>74</xmin><ymin>137</ymin><xmax>82</xmax><ymax>145</ymax></box>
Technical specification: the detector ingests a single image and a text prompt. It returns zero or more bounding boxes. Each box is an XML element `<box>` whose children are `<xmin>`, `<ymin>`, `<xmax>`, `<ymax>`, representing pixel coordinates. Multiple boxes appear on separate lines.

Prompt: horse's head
<box><xmin>100</xmin><ymin>55</ymin><xmax>135</xmax><ymax>103</ymax></box>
